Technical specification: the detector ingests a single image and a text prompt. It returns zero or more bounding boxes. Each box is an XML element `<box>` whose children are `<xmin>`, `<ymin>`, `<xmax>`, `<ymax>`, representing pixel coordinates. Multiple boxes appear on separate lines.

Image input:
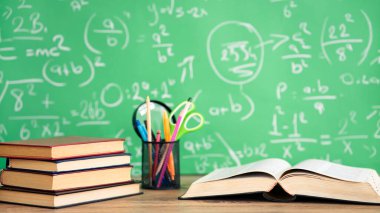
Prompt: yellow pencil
<box><xmin>163</xmin><ymin>111</ymin><xmax>171</xmax><ymax>141</ymax></box>
<box><xmin>146</xmin><ymin>96</ymin><xmax>152</xmax><ymax>185</ymax></box>
<box><xmin>163</xmin><ymin>111</ymin><xmax>175</xmax><ymax>180</ymax></box>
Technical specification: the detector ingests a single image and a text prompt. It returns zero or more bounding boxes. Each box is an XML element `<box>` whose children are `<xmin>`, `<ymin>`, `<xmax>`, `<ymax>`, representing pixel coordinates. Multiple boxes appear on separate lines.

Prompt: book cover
<box><xmin>49</xmin><ymin>153</ymin><xmax>131</xmax><ymax>163</ymax></box>
<box><xmin>0</xmin><ymin>165</ymin><xmax>133</xmax><ymax>191</ymax></box>
<box><xmin>2</xmin><ymin>164</ymin><xmax>133</xmax><ymax>175</ymax></box>
<box><xmin>0</xmin><ymin>181</ymin><xmax>135</xmax><ymax>195</ymax></box>
<box><xmin>0</xmin><ymin>182</ymin><xmax>143</xmax><ymax>209</ymax></box>
<box><xmin>0</xmin><ymin>136</ymin><xmax>123</xmax><ymax>147</ymax></box>
<box><xmin>0</xmin><ymin>136</ymin><xmax>125</xmax><ymax>160</ymax></box>
<box><xmin>7</xmin><ymin>153</ymin><xmax>132</xmax><ymax>173</ymax></box>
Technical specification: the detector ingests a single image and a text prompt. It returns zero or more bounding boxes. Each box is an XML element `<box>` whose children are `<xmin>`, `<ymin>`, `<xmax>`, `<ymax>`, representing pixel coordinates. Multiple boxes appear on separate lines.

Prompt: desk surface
<box><xmin>1</xmin><ymin>176</ymin><xmax>380</xmax><ymax>213</ymax></box>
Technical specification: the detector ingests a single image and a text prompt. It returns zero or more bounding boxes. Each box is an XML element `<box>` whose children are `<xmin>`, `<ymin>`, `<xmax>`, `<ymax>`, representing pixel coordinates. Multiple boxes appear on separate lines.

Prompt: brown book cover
<box><xmin>0</xmin><ymin>181</ymin><xmax>142</xmax><ymax>208</ymax></box>
<box><xmin>0</xmin><ymin>136</ymin><xmax>125</xmax><ymax>160</ymax></box>
<box><xmin>8</xmin><ymin>153</ymin><xmax>131</xmax><ymax>173</ymax></box>
<box><xmin>0</xmin><ymin>181</ymin><xmax>135</xmax><ymax>195</ymax></box>
<box><xmin>0</xmin><ymin>165</ymin><xmax>133</xmax><ymax>191</ymax></box>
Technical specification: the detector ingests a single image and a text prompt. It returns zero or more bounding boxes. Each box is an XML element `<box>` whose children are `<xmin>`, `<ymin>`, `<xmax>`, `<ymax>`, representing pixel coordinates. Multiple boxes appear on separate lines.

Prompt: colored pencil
<box><xmin>146</xmin><ymin>96</ymin><xmax>152</xmax><ymax>186</ymax></box>
<box><xmin>157</xmin><ymin>98</ymin><xmax>192</xmax><ymax>187</ymax></box>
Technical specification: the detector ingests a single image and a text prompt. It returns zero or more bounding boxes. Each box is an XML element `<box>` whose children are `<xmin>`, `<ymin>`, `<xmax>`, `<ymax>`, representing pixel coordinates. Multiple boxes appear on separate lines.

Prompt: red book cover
<box><xmin>0</xmin><ymin>136</ymin><xmax>125</xmax><ymax>160</ymax></box>
<box><xmin>0</xmin><ymin>136</ymin><xmax>123</xmax><ymax>147</ymax></box>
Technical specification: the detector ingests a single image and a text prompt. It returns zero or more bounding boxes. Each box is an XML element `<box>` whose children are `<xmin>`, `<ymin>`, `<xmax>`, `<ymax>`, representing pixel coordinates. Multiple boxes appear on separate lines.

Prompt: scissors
<box><xmin>168</xmin><ymin>100</ymin><xmax>204</xmax><ymax>140</ymax></box>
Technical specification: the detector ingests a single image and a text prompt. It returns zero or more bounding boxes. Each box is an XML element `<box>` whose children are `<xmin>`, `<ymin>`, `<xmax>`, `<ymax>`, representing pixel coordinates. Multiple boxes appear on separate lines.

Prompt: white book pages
<box><xmin>194</xmin><ymin>158</ymin><xmax>291</xmax><ymax>184</ymax></box>
<box><xmin>290</xmin><ymin>159</ymin><xmax>380</xmax><ymax>195</ymax></box>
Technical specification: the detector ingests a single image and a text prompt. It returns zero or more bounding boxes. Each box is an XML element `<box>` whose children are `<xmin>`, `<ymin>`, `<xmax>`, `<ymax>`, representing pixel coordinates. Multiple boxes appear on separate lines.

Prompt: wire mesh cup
<box><xmin>141</xmin><ymin>140</ymin><xmax>180</xmax><ymax>189</ymax></box>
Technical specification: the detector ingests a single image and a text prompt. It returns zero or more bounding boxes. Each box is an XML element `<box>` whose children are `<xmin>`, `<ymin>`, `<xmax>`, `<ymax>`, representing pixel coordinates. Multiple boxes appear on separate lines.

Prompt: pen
<box><xmin>135</xmin><ymin>120</ymin><xmax>147</xmax><ymax>141</ymax></box>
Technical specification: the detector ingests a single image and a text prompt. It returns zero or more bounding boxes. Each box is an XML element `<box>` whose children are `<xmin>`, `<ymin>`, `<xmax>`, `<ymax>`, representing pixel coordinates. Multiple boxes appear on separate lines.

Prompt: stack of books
<box><xmin>0</xmin><ymin>136</ymin><xmax>142</xmax><ymax>208</ymax></box>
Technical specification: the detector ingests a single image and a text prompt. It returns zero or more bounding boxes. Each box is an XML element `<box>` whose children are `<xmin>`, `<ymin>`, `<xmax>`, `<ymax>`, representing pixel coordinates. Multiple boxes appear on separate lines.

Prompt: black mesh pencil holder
<box><xmin>141</xmin><ymin>140</ymin><xmax>180</xmax><ymax>189</ymax></box>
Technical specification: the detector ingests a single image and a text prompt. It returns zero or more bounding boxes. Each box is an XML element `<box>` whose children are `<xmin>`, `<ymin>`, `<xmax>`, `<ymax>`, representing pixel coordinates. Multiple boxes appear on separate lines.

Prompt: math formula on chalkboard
<box><xmin>0</xmin><ymin>0</ymin><xmax>379</xmax><ymax>174</ymax></box>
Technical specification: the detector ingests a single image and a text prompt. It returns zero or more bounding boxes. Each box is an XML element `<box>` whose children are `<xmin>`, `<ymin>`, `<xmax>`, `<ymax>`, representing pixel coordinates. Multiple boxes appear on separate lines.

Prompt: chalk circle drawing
<box><xmin>207</xmin><ymin>21</ymin><xmax>264</xmax><ymax>85</ymax></box>
<box><xmin>84</xmin><ymin>13</ymin><xmax>129</xmax><ymax>55</ymax></box>
<box><xmin>42</xmin><ymin>55</ymin><xmax>95</xmax><ymax>87</ymax></box>
<box><xmin>320</xmin><ymin>10</ymin><xmax>372</xmax><ymax>65</ymax></box>
<box><xmin>100</xmin><ymin>83</ymin><xmax>124</xmax><ymax>108</ymax></box>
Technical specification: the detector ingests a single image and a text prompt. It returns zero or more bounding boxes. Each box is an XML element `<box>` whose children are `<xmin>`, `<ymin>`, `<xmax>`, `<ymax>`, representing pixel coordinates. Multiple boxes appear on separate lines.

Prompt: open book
<box><xmin>180</xmin><ymin>159</ymin><xmax>380</xmax><ymax>204</ymax></box>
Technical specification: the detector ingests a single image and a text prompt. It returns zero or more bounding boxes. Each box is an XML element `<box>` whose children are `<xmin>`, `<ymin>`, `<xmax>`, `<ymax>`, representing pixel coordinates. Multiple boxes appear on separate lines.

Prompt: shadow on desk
<box><xmin>182</xmin><ymin>193</ymin><xmax>380</xmax><ymax>206</ymax></box>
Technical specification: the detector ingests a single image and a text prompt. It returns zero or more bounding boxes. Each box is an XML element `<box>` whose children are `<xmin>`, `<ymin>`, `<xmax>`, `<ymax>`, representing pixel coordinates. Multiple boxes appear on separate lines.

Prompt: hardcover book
<box><xmin>0</xmin><ymin>165</ymin><xmax>132</xmax><ymax>191</ymax></box>
<box><xmin>0</xmin><ymin>136</ymin><xmax>125</xmax><ymax>160</ymax></box>
<box><xmin>0</xmin><ymin>182</ymin><xmax>142</xmax><ymax>208</ymax></box>
<box><xmin>8</xmin><ymin>153</ymin><xmax>131</xmax><ymax>172</ymax></box>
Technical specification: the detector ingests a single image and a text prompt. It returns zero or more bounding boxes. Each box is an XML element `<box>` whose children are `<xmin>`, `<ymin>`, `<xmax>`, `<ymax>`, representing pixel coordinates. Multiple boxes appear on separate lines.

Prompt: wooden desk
<box><xmin>1</xmin><ymin>176</ymin><xmax>380</xmax><ymax>212</ymax></box>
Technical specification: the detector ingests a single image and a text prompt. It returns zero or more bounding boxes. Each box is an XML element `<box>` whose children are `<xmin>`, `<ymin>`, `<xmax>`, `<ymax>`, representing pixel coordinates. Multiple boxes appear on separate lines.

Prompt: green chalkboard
<box><xmin>1</xmin><ymin>0</ymin><xmax>380</xmax><ymax>175</ymax></box>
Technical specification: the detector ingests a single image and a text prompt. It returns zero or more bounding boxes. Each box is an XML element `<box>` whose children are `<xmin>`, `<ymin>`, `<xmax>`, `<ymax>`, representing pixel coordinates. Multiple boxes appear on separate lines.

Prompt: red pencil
<box><xmin>152</xmin><ymin>130</ymin><xmax>161</xmax><ymax>183</ymax></box>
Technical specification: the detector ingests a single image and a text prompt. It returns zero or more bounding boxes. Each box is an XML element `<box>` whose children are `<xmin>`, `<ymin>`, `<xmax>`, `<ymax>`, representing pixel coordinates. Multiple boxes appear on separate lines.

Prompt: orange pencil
<box><xmin>163</xmin><ymin>111</ymin><xmax>175</xmax><ymax>180</ymax></box>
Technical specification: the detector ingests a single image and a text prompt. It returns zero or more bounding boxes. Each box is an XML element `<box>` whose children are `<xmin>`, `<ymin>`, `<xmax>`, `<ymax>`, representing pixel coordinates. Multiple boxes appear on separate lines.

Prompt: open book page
<box><xmin>194</xmin><ymin>158</ymin><xmax>291</xmax><ymax>184</ymax></box>
<box><xmin>288</xmin><ymin>159</ymin><xmax>380</xmax><ymax>195</ymax></box>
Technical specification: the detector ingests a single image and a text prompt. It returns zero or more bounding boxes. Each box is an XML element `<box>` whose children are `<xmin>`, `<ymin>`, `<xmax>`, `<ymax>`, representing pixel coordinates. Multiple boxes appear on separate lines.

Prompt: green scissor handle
<box><xmin>169</xmin><ymin>101</ymin><xmax>204</xmax><ymax>140</ymax></box>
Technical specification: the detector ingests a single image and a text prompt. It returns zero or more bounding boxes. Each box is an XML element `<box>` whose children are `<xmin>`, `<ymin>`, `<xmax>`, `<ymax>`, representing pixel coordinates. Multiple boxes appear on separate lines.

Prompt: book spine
<box><xmin>0</xmin><ymin>158</ymin><xmax>8</xmax><ymax>185</ymax></box>
<box><xmin>0</xmin><ymin>169</ymin><xmax>4</xmax><ymax>185</ymax></box>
